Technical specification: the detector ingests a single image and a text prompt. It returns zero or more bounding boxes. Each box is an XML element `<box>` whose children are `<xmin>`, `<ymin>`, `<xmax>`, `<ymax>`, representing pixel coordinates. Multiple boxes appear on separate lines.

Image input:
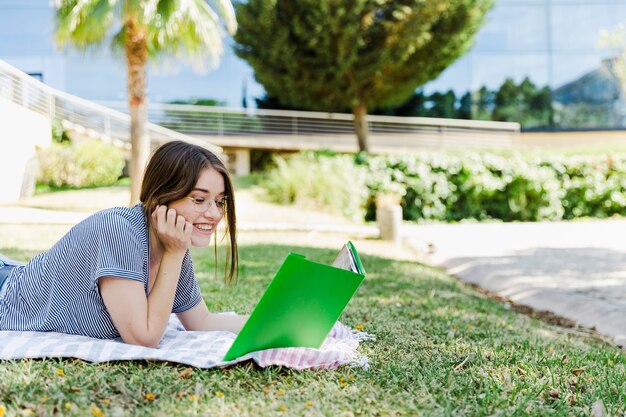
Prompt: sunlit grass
<box><xmin>0</xmin><ymin>243</ymin><xmax>624</xmax><ymax>416</ymax></box>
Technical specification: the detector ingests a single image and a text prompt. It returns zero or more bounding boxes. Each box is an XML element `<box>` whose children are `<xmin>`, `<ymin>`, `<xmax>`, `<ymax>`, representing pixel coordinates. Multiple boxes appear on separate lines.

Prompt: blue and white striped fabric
<box><xmin>0</xmin><ymin>204</ymin><xmax>201</xmax><ymax>339</ymax></box>
<box><xmin>0</xmin><ymin>315</ymin><xmax>375</xmax><ymax>370</ymax></box>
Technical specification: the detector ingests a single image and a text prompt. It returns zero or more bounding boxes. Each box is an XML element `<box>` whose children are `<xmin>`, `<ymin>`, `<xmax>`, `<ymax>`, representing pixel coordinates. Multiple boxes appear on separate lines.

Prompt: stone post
<box><xmin>376</xmin><ymin>193</ymin><xmax>402</xmax><ymax>243</ymax></box>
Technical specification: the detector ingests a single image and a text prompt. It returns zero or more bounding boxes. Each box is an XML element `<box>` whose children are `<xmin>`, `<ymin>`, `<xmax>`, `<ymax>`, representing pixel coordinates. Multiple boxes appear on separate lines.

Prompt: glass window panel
<box><xmin>150</xmin><ymin>52</ymin><xmax>264</xmax><ymax>107</ymax></box>
<box><xmin>423</xmin><ymin>55</ymin><xmax>472</xmax><ymax>95</ymax></box>
<box><xmin>551</xmin><ymin>0</ymin><xmax>626</xmax><ymax>4</ymax></box>
<box><xmin>473</xmin><ymin>5</ymin><xmax>548</xmax><ymax>53</ymax></box>
<box><xmin>551</xmin><ymin>5</ymin><xmax>626</xmax><ymax>51</ymax></box>
<box><xmin>0</xmin><ymin>0</ymin><xmax>49</xmax><ymax>7</ymax></box>
<box><xmin>0</xmin><ymin>8</ymin><xmax>55</xmax><ymax>55</ymax></box>
<box><xmin>551</xmin><ymin>53</ymin><xmax>623</xmax><ymax>128</ymax></box>
<box><xmin>496</xmin><ymin>0</ymin><xmax>545</xmax><ymax>3</ymax></box>
<box><xmin>550</xmin><ymin>52</ymin><xmax>614</xmax><ymax>89</ymax></box>
<box><xmin>65</xmin><ymin>53</ymin><xmax>127</xmax><ymax>101</ymax></box>
<box><xmin>468</xmin><ymin>53</ymin><xmax>550</xmax><ymax>91</ymax></box>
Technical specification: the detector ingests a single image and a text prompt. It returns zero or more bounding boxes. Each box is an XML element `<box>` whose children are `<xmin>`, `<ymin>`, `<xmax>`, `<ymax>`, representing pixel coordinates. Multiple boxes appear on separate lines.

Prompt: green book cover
<box><xmin>223</xmin><ymin>242</ymin><xmax>365</xmax><ymax>362</ymax></box>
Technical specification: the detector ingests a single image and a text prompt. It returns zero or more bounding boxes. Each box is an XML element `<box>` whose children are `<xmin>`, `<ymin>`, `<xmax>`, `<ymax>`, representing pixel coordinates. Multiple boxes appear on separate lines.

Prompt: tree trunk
<box><xmin>352</xmin><ymin>102</ymin><xmax>369</xmax><ymax>152</ymax></box>
<box><xmin>125</xmin><ymin>19</ymin><xmax>149</xmax><ymax>205</ymax></box>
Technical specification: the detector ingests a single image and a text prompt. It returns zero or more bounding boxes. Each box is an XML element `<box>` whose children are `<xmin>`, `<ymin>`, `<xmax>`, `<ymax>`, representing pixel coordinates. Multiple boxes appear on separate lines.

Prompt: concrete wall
<box><xmin>0</xmin><ymin>98</ymin><xmax>51</xmax><ymax>204</ymax></box>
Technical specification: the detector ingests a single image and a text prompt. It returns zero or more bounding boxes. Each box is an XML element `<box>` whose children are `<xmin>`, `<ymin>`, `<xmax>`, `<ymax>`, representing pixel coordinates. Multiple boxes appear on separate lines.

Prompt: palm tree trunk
<box><xmin>125</xmin><ymin>18</ymin><xmax>149</xmax><ymax>205</ymax></box>
<box><xmin>352</xmin><ymin>102</ymin><xmax>369</xmax><ymax>153</ymax></box>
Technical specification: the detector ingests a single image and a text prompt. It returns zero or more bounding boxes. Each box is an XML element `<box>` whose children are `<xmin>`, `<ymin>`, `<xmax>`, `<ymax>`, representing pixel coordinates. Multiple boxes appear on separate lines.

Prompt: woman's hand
<box><xmin>152</xmin><ymin>205</ymin><xmax>192</xmax><ymax>255</ymax></box>
<box><xmin>177</xmin><ymin>302</ymin><xmax>250</xmax><ymax>334</ymax></box>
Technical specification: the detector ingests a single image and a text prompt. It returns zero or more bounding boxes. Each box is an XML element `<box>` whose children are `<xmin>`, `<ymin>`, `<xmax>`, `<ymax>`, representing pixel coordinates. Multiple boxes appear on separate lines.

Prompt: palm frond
<box><xmin>143</xmin><ymin>0</ymin><xmax>236</xmax><ymax>70</ymax></box>
<box><xmin>204</xmin><ymin>0</ymin><xmax>237</xmax><ymax>34</ymax></box>
<box><xmin>54</xmin><ymin>0</ymin><xmax>118</xmax><ymax>49</ymax></box>
<box><xmin>55</xmin><ymin>0</ymin><xmax>236</xmax><ymax>71</ymax></box>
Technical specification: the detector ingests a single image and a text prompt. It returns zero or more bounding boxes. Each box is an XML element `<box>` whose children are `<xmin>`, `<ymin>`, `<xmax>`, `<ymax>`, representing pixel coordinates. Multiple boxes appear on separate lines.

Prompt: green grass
<box><xmin>1</xmin><ymin>244</ymin><xmax>624</xmax><ymax>416</ymax></box>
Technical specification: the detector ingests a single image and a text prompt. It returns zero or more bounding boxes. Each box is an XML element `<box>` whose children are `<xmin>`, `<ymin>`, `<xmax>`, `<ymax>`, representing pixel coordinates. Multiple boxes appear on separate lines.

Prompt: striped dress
<box><xmin>0</xmin><ymin>204</ymin><xmax>201</xmax><ymax>339</ymax></box>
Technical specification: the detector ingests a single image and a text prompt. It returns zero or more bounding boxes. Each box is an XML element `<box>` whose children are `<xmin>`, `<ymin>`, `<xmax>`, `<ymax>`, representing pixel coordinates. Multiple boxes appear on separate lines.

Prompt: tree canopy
<box><xmin>234</xmin><ymin>0</ymin><xmax>493</xmax><ymax>151</ymax></box>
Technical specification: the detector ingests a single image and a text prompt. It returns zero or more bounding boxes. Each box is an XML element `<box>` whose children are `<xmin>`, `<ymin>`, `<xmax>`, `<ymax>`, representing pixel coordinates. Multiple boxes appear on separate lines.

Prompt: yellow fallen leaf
<box><xmin>179</xmin><ymin>368</ymin><xmax>193</xmax><ymax>379</ymax></box>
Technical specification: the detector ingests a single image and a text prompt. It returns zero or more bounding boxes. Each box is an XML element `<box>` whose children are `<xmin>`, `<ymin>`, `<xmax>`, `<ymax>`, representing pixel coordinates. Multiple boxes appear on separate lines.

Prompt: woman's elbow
<box><xmin>121</xmin><ymin>333</ymin><xmax>162</xmax><ymax>348</ymax></box>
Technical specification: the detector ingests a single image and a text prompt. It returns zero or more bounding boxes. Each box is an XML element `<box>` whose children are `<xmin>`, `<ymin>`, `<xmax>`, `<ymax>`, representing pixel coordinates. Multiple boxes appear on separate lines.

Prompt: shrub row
<box><xmin>37</xmin><ymin>140</ymin><xmax>126</xmax><ymax>188</ymax></box>
<box><xmin>262</xmin><ymin>152</ymin><xmax>368</xmax><ymax>221</ymax></box>
<box><xmin>261</xmin><ymin>151</ymin><xmax>626</xmax><ymax>222</ymax></box>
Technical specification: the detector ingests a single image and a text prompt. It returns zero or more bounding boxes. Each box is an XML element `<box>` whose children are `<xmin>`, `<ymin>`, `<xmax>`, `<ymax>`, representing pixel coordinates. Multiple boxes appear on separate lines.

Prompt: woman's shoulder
<box><xmin>91</xmin><ymin>204</ymin><xmax>144</xmax><ymax>222</ymax></box>
<box><xmin>79</xmin><ymin>204</ymin><xmax>146</xmax><ymax>234</ymax></box>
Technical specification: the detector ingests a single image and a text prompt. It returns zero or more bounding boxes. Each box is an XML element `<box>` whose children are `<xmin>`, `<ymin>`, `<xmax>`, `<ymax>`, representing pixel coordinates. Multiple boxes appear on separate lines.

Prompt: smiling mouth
<box><xmin>194</xmin><ymin>224</ymin><xmax>214</xmax><ymax>232</ymax></box>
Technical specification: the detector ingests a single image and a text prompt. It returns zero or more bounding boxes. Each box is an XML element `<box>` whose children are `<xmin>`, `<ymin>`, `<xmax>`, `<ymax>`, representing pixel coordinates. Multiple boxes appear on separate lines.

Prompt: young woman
<box><xmin>0</xmin><ymin>141</ymin><xmax>248</xmax><ymax>347</ymax></box>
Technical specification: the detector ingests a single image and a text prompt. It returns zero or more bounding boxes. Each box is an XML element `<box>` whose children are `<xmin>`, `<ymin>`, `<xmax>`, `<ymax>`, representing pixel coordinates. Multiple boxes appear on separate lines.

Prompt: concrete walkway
<box><xmin>1</xmin><ymin>202</ymin><xmax>624</xmax><ymax>347</ymax></box>
<box><xmin>403</xmin><ymin>220</ymin><xmax>626</xmax><ymax>346</ymax></box>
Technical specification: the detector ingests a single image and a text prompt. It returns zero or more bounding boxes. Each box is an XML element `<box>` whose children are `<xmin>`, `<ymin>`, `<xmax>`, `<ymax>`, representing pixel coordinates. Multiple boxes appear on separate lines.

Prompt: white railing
<box><xmin>99</xmin><ymin>100</ymin><xmax>520</xmax><ymax>136</ymax></box>
<box><xmin>98</xmin><ymin>101</ymin><xmax>521</xmax><ymax>151</ymax></box>
<box><xmin>0</xmin><ymin>60</ymin><xmax>220</xmax><ymax>153</ymax></box>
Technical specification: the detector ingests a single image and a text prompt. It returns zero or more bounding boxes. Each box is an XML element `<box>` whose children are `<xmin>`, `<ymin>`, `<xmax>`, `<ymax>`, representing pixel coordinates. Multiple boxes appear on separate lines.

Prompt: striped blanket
<box><xmin>0</xmin><ymin>315</ymin><xmax>375</xmax><ymax>370</ymax></box>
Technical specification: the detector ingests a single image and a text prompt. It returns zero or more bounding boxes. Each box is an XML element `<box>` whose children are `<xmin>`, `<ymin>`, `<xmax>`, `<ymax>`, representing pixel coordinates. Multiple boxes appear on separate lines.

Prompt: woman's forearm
<box><xmin>177</xmin><ymin>301</ymin><xmax>250</xmax><ymax>334</ymax></box>
<box><xmin>201</xmin><ymin>313</ymin><xmax>250</xmax><ymax>333</ymax></box>
<box><xmin>134</xmin><ymin>251</ymin><xmax>185</xmax><ymax>347</ymax></box>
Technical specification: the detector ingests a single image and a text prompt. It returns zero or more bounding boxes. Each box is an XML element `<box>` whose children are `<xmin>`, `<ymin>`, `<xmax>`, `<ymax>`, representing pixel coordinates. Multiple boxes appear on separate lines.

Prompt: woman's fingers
<box><xmin>153</xmin><ymin>205</ymin><xmax>169</xmax><ymax>228</ymax></box>
<box><xmin>183</xmin><ymin>220</ymin><xmax>193</xmax><ymax>241</ymax></box>
<box><xmin>152</xmin><ymin>206</ymin><xmax>192</xmax><ymax>250</ymax></box>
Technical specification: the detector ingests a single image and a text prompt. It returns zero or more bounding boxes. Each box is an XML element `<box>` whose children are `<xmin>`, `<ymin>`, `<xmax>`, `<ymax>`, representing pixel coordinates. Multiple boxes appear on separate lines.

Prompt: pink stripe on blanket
<box><xmin>247</xmin><ymin>322</ymin><xmax>375</xmax><ymax>370</ymax></box>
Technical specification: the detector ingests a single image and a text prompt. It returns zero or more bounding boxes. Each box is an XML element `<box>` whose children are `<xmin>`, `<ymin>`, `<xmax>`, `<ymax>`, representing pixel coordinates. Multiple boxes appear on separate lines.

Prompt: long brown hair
<box><xmin>140</xmin><ymin>141</ymin><xmax>238</xmax><ymax>283</ymax></box>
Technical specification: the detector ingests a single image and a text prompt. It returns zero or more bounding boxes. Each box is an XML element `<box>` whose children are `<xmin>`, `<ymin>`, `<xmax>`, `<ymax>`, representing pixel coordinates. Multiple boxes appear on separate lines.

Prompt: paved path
<box><xmin>1</xmin><ymin>204</ymin><xmax>625</xmax><ymax>346</ymax></box>
<box><xmin>403</xmin><ymin>220</ymin><xmax>626</xmax><ymax>346</ymax></box>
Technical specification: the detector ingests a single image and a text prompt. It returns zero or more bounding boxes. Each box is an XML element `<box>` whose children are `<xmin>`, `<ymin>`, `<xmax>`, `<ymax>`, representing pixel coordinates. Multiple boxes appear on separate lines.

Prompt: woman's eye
<box><xmin>193</xmin><ymin>198</ymin><xmax>206</xmax><ymax>204</ymax></box>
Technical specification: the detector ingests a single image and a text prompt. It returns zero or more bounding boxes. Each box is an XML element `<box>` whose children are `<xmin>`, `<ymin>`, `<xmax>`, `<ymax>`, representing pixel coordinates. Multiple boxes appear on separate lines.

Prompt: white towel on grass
<box><xmin>0</xmin><ymin>315</ymin><xmax>375</xmax><ymax>370</ymax></box>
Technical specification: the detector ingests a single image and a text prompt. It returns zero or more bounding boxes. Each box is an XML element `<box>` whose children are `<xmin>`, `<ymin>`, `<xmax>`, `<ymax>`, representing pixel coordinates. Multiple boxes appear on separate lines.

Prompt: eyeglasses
<box><xmin>186</xmin><ymin>195</ymin><xmax>228</xmax><ymax>213</ymax></box>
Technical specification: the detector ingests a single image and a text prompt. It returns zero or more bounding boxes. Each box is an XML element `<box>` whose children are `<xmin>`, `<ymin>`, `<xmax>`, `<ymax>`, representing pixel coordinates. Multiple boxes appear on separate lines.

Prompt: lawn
<box><xmin>0</xmin><ymin>241</ymin><xmax>624</xmax><ymax>417</ymax></box>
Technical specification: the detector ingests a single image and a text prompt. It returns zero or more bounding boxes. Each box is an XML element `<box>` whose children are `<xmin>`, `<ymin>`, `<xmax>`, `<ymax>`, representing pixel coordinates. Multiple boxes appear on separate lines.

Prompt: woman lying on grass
<box><xmin>0</xmin><ymin>141</ymin><xmax>248</xmax><ymax>347</ymax></box>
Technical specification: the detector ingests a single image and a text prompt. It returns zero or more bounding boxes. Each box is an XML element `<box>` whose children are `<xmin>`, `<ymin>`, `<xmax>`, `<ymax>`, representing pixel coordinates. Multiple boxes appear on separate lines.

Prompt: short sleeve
<box><xmin>172</xmin><ymin>251</ymin><xmax>202</xmax><ymax>313</ymax></box>
<box><xmin>92</xmin><ymin>212</ymin><xmax>146</xmax><ymax>284</ymax></box>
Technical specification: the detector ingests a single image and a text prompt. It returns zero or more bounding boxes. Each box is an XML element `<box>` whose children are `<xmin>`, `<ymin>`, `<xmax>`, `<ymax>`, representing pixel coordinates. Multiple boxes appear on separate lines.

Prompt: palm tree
<box><xmin>55</xmin><ymin>0</ymin><xmax>237</xmax><ymax>204</ymax></box>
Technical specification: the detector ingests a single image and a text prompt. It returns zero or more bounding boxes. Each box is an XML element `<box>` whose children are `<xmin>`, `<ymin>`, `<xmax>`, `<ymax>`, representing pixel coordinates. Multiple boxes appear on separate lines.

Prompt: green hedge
<box><xmin>37</xmin><ymin>140</ymin><xmax>126</xmax><ymax>188</ymax></box>
<box><xmin>261</xmin><ymin>151</ymin><xmax>626</xmax><ymax>222</ymax></box>
<box><xmin>360</xmin><ymin>152</ymin><xmax>626</xmax><ymax>222</ymax></box>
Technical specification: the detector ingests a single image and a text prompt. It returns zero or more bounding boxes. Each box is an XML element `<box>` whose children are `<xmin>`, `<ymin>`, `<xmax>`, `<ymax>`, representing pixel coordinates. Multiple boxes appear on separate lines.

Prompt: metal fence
<box><xmin>98</xmin><ymin>101</ymin><xmax>522</xmax><ymax>151</ymax></box>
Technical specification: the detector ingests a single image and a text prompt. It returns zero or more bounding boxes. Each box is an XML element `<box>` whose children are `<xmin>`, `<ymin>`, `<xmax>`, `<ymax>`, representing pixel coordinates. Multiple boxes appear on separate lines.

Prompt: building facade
<box><xmin>1</xmin><ymin>0</ymin><xmax>626</xmax><ymax>129</ymax></box>
<box><xmin>427</xmin><ymin>0</ymin><xmax>626</xmax><ymax>129</ymax></box>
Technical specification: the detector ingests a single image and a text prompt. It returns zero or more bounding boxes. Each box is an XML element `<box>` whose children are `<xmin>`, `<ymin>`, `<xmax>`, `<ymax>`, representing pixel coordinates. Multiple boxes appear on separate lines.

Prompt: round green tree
<box><xmin>234</xmin><ymin>0</ymin><xmax>493</xmax><ymax>152</ymax></box>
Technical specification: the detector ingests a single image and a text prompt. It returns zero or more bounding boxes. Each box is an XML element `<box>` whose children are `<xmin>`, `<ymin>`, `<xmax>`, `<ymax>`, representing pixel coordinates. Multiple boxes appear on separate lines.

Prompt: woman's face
<box><xmin>168</xmin><ymin>167</ymin><xmax>226</xmax><ymax>247</ymax></box>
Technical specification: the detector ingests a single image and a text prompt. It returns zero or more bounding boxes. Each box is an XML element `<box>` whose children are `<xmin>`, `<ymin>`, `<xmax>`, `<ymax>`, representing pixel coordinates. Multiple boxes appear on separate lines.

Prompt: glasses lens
<box><xmin>189</xmin><ymin>196</ymin><xmax>226</xmax><ymax>212</ymax></box>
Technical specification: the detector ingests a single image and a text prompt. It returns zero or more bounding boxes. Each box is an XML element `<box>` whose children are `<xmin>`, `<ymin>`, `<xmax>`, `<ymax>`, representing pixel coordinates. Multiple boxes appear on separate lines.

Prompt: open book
<box><xmin>223</xmin><ymin>242</ymin><xmax>366</xmax><ymax>361</ymax></box>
